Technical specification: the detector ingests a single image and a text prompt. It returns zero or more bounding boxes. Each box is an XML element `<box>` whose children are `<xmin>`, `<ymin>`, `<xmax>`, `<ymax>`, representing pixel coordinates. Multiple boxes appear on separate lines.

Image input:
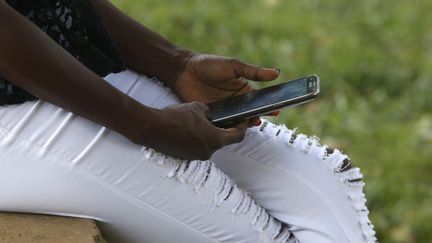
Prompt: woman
<box><xmin>0</xmin><ymin>0</ymin><xmax>377</xmax><ymax>242</ymax></box>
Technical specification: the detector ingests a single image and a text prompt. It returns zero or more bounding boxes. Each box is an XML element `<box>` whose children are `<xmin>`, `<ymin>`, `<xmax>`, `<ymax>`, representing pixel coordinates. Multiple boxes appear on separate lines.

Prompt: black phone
<box><xmin>207</xmin><ymin>74</ymin><xmax>320</xmax><ymax>127</ymax></box>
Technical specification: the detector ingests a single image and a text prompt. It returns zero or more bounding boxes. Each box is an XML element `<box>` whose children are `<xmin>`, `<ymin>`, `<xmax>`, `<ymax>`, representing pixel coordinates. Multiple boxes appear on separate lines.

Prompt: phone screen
<box><xmin>207</xmin><ymin>75</ymin><xmax>319</xmax><ymax>124</ymax></box>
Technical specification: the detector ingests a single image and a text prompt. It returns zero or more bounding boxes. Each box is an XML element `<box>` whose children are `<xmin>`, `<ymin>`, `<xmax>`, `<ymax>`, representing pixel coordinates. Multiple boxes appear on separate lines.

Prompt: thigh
<box><xmin>0</xmin><ymin>71</ymin><xmax>294</xmax><ymax>243</ymax></box>
<box><xmin>107</xmin><ymin>70</ymin><xmax>376</xmax><ymax>242</ymax></box>
<box><xmin>210</xmin><ymin>120</ymin><xmax>377</xmax><ymax>242</ymax></box>
<box><xmin>103</xmin><ymin>69</ymin><xmax>180</xmax><ymax>109</ymax></box>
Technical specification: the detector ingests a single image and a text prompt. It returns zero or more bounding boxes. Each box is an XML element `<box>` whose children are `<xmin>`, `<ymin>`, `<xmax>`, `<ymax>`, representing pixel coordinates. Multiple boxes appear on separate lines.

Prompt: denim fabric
<box><xmin>0</xmin><ymin>70</ymin><xmax>377</xmax><ymax>243</ymax></box>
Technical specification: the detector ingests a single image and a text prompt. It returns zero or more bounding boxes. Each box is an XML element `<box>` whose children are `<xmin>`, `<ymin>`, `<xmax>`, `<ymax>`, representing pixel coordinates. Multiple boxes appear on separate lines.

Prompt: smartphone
<box><xmin>207</xmin><ymin>74</ymin><xmax>320</xmax><ymax>127</ymax></box>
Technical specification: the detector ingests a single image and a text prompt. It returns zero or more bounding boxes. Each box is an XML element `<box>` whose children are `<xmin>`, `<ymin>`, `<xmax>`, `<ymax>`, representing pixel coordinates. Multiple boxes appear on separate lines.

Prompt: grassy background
<box><xmin>111</xmin><ymin>0</ymin><xmax>432</xmax><ymax>242</ymax></box>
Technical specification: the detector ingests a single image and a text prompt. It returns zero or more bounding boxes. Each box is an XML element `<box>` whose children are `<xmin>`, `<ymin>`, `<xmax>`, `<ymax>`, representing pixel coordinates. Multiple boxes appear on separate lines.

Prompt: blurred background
<box><xmin>111</xmin><ymin>0</ymin><xmax>432</xmax><ymax>242</ymax></box>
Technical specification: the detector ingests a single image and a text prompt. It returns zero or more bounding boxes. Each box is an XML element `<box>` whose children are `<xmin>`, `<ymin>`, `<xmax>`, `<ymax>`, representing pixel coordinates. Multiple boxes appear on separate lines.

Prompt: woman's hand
<box><xmin>139</xmin><ymin>102</ymin><xmax>248</xmax><ymax>160</ymax></box>
<box><xmin>174</xmin><ymin>54</ymin><xmax>280</xmax><ymax>103</ymax></box>
<box><xmin>136</xmin><ymin>53</ymin><xmax>281</xmax><ymax>159</ymax></box>
<box><xmin>173</xmin><ymin>54</ymin><xmax>280</xmax><ymax>126</ymax></box>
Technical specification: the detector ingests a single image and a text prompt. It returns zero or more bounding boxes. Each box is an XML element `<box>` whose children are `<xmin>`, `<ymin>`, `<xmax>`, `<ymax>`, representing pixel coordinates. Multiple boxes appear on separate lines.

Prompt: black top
<box><xmin>0</xmin><ymin>0</ymin><xmax>127</xmax><ymax>105</ymax></box>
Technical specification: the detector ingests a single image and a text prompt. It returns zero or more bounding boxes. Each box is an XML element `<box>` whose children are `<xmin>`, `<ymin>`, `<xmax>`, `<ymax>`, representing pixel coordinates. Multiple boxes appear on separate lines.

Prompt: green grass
<box><xmin>112</xmin><ymin>0</ymin><xmax>432</xmax><ymax>242</ymax></box>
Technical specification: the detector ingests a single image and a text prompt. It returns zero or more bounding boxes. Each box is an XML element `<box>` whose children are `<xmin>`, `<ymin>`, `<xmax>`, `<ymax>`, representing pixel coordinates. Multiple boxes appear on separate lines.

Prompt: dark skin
<box><xmin>0</xmin><ymin>0</ymin><xmax>280</xmax><ymax>160</ymax></box>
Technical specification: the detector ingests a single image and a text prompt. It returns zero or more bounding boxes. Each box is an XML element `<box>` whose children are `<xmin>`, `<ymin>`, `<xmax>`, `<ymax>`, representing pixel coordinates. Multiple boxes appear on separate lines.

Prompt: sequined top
<box><xmin>0</xmin><ymin>0</ymin><xmax>126</xmax><ymax>105</ymax></box>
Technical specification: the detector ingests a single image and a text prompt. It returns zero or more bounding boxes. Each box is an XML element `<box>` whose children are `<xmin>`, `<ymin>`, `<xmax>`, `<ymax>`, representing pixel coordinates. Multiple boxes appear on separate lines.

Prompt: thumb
<box><xmin>190</xmin><ymin>101</ymin><xmax>210</xmax><ymax>117</ymax></box>
<box><xmin>231</xmin><ymin>58</ymin><xmax>280</xmax><ymax>82</ymax></box>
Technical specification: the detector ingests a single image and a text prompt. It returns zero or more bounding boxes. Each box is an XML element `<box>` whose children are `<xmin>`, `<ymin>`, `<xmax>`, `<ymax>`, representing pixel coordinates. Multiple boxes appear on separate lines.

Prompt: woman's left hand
<box><xmin>173</xmin><ymin>54</ymin><xmax>280</xmax><ymax>127</ymax></box>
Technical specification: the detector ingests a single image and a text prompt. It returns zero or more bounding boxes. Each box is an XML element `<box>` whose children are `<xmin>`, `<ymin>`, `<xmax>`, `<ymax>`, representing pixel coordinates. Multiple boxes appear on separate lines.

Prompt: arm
<box><xmin>0</xmin><ymin>1</ymin><xmax>245</xmax><ymax>160</ymax></box>
<box><xmin>86</xmin><ymin>0</ymin><xmax>280</xmax><ymax>126</ymax></box>
<box><xmin>88</xmin><ymin>0</ymin><xmax>193</xmax><ymax>88</ymax></box>
<box><xmin>0</xmin><ymin>1</ymin><xmax>152</xmax><ymax>144</ymax></box>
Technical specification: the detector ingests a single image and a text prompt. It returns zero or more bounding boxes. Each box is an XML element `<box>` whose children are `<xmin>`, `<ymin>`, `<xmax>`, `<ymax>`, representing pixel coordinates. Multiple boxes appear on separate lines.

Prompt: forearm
<box><xmin>0</xmin><ymin>2</ymin><xmax>155</xmax><ymax>144</ymax></box>
<box><xmin>88</xmin><ymin>0</ymin><xmax>193</xmax><ymax>87</ymax></box>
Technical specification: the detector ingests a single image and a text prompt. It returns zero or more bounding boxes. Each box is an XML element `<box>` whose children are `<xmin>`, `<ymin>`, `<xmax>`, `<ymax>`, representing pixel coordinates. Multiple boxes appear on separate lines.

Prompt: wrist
<box><xmin>121</xmin><ymin>95</ymin><xmax>158</xmax><ymax>145</ymax></box>
<box><xmin>167</xmin><ymin>47</ymin><xmax>195</xmax><ymax>88</ymax></box>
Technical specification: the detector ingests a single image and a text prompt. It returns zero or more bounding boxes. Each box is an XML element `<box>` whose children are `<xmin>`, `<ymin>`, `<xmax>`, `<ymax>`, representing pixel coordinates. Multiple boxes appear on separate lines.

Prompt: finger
<box><xmin>192</xmin><ymin>101</ymin><xmax>209</xmax><ymax>111</ymax></box>
<box><xmin>237</xmin><ymin>78</ymin><xmax>255</xmax><ymax>93</ymax></box>
<box><xmin>231</xmin><ymin>58</ymin><xmax>280</xmax><ymax>82</ymax></box>
<box><xmin>221</xmin><ymin>121</ymin><xmax>248</xmax><ymax>144</ymax></box>
<box><xmin>191</xmin><ymin>101</ymin><xmax>210</xmax><ymax>116</ymax></box>
<box><xmin>248</xmin><ymin>117</ymin><xmax>261</xmax><ymax>127</ymax></box>
<box><xmin>270</xmin><ymin>110</ymin><xmax>280</xmax><ymax>116</ymax></box>
<box><xmin>228</xmin><ymin>80</ymin><xmax>255</xmax><ymax>98</ymax></box>
<box><xmin>261</xmin><ymin>110</ymin><xmax>280</xmax><ymax>117</ymax></box>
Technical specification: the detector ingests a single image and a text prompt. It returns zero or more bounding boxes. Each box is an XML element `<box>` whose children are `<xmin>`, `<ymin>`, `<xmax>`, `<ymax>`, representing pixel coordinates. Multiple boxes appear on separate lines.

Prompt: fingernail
<box><xmin>255</xmin><ymin>119</ymin><xmax>262</xmax><ymax>126</ymax></box>
<box><xmin>275</xmin><ymin>68</ymin><xmax>281</xmax><ymax>74</ymax></box>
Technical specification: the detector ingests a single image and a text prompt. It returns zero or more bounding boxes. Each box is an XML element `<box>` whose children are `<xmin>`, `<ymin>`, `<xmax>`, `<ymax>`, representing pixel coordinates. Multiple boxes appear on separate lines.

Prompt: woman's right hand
<box><xmin>135</xmin><ymin>102</ymin><xmax>249</xmax><ymax>160</ymax></box>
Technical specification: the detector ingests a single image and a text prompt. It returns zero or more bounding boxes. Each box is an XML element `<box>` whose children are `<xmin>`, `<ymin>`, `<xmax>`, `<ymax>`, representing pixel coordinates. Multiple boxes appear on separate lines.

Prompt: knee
<box><xmin>247</xmin><ymin>119</ymin><xmax>378</xmax><ymax>242</ymax></box>
<box><xmin>251</xmin><ymin>119</ymin><xmax>362</xmax><ymax>178</ymax></box>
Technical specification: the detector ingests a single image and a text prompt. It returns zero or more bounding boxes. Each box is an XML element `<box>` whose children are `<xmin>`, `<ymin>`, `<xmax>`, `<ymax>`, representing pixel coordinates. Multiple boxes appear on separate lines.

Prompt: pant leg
<box><xmin>0</xmin><ymin>70</ymin><xmax>294</xmax><ymax>243</ymax></box>
<box><xmin>210</xmin><ymin>120</ymin><xmax>377</xmax><ymax>243</ymax></box>
<box><xmin>114</xmin><ymin>69</ymin><xmax>377</xmax><ymax>242</ymax></box>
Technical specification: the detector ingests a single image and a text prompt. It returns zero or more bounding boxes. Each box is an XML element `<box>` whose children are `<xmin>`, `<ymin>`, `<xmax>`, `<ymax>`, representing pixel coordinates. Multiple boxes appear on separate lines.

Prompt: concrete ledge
<box><xmin>0</xmin><ymin>212</ymin><xmax>104</xmax><ymax>243</ymax></box>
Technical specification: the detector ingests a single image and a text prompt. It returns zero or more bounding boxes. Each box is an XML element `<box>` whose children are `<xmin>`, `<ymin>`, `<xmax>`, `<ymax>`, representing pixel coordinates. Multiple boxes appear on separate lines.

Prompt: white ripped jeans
<box><xmin>0</xmin><ymin>70</ymin><xmax>377</xmax><ymax>243</ymax></box>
